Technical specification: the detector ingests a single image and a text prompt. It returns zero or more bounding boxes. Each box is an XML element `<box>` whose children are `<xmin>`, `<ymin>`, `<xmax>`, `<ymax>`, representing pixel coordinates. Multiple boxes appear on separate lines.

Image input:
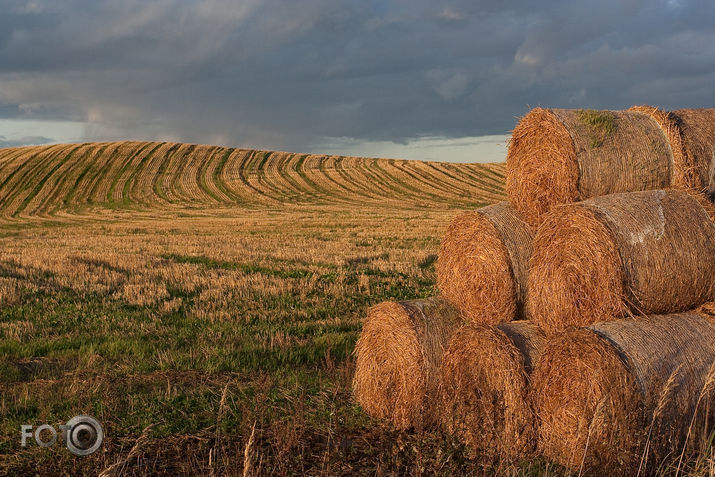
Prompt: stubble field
<box><xmin>0</xmin><ymin>142</ymin><xmax>551</xmax><ymax>475</ymax></box>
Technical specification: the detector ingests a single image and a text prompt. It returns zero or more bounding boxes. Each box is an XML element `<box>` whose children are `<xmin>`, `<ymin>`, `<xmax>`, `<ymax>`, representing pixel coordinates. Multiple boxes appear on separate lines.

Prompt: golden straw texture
<box><xmin>629</xmin><ymin>105</ymin><xmax>696</xmax><ymax>189</ymax></box>
<box><xmin>437</xmin><ymin>202</ymin><xmax>533</xmax><ymax>325</ymax></box>
<box><xmin>439</xmin><ymin>321</ymin><xmax>545</xmax><ymax>463</ymax></box>
<box><xmin>534</xmin><ymin>308</ymin><xmax>715</xmax><ymax>474</ymax></box>
<box><xmin>506</xmin><ymin>108</ymin><xmax>579</xmax><ymax>228</ymax></box>
<box><xmin>672</xmin><ymin>108</ymin><xmax>715</xmax><ymax>198</ymax></box>
<box><xmin>507</xmin><ymin>107</ymin><xmax>712</xmax><ymax>227</ymax></box>
<box><xmin>352</xmin><ymin>297</ymin><xmax>463</xmax><ymax>430</ymax></box>
<box><xmin>528</xmin><ymin>189</ymin><xmax>715</xmax><ymax>335</ymax></box>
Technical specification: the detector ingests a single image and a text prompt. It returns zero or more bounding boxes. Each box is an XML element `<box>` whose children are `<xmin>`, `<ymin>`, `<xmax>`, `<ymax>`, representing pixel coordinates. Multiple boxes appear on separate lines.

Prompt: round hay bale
<box><xmin>352</xmin><ymin>297</ymin><xmax>463</xmax><ymax>430</ymax></box>
<box><xmin>506</xmin><ymin>107</ymin><xmax>706</xmax><ymax>227</ymax></box>
<box><xmin>528</xmin><ymin>189</ymin><xmax>715</xmax><ymax>335</ymax></box>
<box><xmin>436</xmin><ymin>202</ymin><xmax>533</xmax><ymax>325</ymax></box>
<box><xmin>629</xmin><ymin>105</ymin><xmax>698</xmax><ymax>190</ymax></box>
<box><xmin>439</xmin><ymin>321</ymin><xmax>545</xmax><ymax>463</ymax></box>
<box><xmin>671</xmin><ymin>108</ymin><xmax>715</xmax><ymax>199</ymax></box>
<box><xmin>533</xmin><ymin>309</ymin><xmax>715</xmax><ymax>473</ymax></box>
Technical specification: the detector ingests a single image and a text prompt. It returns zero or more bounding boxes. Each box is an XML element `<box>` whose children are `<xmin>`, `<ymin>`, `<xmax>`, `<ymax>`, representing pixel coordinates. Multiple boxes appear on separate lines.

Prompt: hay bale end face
<box><xmin>528</xmin><ymin>189</ymin><xmax>715</xmax><ymax>335</ymax></box>
<box><xmin>352</xmin><ymin>297</ymin><xmax>463</xmax><ymax>430</ymax></box>
<box><xmin>439</xmin><ymin>321</ymin><xmax>545</xmax><ymax>463</ymax></box>
<box><xmin>507</xmin><ymin>106</ymin><xmax>712</xmax><ymax>227</ymax></box>
<box><xmin>533</xmin><ymin>308</ymin><xmax>715</xmax><ymax>473</ymax></box>
<box><xmin>671</xmin><ymin>108</ymin><xmax>715</xmax><ymax>196</ymax></box>
<box><xmin>437</xmin><ymin>202</ymin><xmax>533</xmax><ymax>325</ymax></box>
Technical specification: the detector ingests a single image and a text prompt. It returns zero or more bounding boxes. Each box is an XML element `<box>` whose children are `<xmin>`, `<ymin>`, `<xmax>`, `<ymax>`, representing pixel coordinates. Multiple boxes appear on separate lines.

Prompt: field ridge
<box><xmin>0</xmin><ymin>141</ymin><xmax>505</xmax><ymax>219</ymax></box>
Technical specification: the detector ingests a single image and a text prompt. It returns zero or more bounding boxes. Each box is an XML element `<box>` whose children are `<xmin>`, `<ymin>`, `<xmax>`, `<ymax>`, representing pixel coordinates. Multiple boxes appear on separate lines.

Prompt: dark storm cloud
<box><xmin>0</xmin><ymin>0</ymin><xmax>713</xmax><ymax>151</ymax></box>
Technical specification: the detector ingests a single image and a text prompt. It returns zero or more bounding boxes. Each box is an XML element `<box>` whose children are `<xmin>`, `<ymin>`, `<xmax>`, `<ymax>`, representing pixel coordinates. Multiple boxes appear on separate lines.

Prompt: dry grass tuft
<box><xmin>437</xmin><ymin>202</ymin><xmax>533</xmax><ymax>325</ymax></box>
<box><xmin>98</xmin><ymin>424</ymin><xmax>156</xmax><ymax>476</ymax></box>
<box><xmin>438</xmin><ymin>321</ymin><xmax>545</xmax><ymax>464</ymax></box>
<box><xmin>533</xmin><ymin>308</ymin><xmax>715</xmax><ymax>474</ymax></box>
<box><xmin>352</xmin><ymin>297</ymin><xmax>463</xmax><ymax>430</ymax></box>
<box><xmin>528</xmin><ymin>189</ymin><xmax>715</xmax><ymax>335</ymax></box>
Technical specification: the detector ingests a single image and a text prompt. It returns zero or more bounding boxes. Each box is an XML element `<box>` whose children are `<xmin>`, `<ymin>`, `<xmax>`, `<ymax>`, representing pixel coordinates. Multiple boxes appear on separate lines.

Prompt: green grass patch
<box><xmin>161</xmin><ymin>253</ymin><xmax>313</xmax><ymax>279</ymax></box>
<box><xmin>577</xmin><ymin>109</ymin><xmax>617</xmax><ymax>148</ymax></box>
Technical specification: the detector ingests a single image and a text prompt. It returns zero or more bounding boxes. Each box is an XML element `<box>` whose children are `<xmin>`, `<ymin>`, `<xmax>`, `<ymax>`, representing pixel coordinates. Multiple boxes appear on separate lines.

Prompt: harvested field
<box><xmin>0</xmin><ymin>142</ymin><xmax>505</xmax><ymax>219</ymax></box>
<box><xmin>4</xmin><ymin>137</ymin><xmax>714</xmax><ymax>475</ymax></box>
<box><xmin>352</xmin><ymin>298</ymin><xmax>463</xmax><ymax>430</ymax></box>
<box><xmin>533</xmin><ymin>307</ymin><xmax>715</xmax><ymax>474</ymax></box>
<box><xmin>528</xmin><ymin>189</ymin><xmax>715</xmax><ymax>335</ymax></box>
<box><xmin>0</xmin><ymin>141</ymin><xmax>515</xmax><ymax>475</ymax></box>
<box><xmin>436</xmin><ymin>202</ymin><xmax>533</xmax><ymax>325</ymax></box>
<box><xmin>438</xmin><ymin>321</ymin><xmax>545</xmax><ymax>464</ymax></box>
<box><xmin>506</xmin><ymin>107</ymin><xmax>715</xmax><ymax>227</ymax></box>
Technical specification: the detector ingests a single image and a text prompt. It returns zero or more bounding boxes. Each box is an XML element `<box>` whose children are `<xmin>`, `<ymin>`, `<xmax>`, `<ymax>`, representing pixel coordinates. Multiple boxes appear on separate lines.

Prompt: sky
<box><xmin>0</xmin><ymin>1</ymin><xmax>713</xmax><ymax>163</ymax></box>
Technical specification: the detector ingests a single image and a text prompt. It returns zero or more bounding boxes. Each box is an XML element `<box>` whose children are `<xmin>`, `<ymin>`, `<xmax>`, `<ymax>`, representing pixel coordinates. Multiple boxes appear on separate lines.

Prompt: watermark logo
<box><xmin>21</xmin><ymin>415</ymin><xmax>104</xmax><ymax>456</ymax></box>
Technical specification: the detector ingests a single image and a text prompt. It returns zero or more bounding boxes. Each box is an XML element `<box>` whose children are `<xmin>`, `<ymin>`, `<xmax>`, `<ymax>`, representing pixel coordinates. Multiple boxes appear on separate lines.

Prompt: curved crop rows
<box><xmin>0</xmin><ymin>141</ymin><xmax>505</xmax><ymax>218</ymax></box>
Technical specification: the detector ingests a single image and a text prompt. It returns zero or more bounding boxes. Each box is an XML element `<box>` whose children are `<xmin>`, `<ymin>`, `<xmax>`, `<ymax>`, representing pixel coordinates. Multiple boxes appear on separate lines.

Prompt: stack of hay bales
<box><xmin>353</xmin><ymin>201</ymin><xmax>537</xmax><ymax>434</ymax></box>
<box><xmin>353</xmin><ymin>106</ymin><xmax>715</xmax><ymax>472</ymax></box>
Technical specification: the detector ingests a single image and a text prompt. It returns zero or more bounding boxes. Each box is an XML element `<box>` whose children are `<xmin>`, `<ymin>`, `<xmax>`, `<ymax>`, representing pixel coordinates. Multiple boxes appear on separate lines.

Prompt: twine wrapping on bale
<box><xmin>506</xmin><ymin>106</ymin><xmax>712</xmax><ymax>227</ymax></box>
<box><xmin>352</xmin><ymin>297</ymin><xmax>463</xmax><ymax>430</ymax></box>
<box><xmin>437</xmin><ymin>202</ymin><xmax>533</xmax><ymax>325</ymax></box>
<box><xmin>439</xmin><ymin>321</ymin><xmax>545</xmax><ymax>463</ymax></box>
<box><xmin>528</xmin><ymin>189</ymin><xmax>715</xmax><ymax>335</ymax></box>
<box><xmin>533</xmin><ymin>308</ymin><xmax>715</xmax><ymax>474</ymax></box>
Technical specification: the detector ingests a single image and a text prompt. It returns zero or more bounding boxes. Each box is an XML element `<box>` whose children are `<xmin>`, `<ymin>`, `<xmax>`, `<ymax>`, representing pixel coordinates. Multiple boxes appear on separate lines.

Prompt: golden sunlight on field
<box><xmin>0</xmin><ymin>141</ymin><xmax>504</xmax><ymax>219</ymax></box>
<box><xmin>0</xmin><ymin>142</ymin><xmax>506</xmax><ymax>475</ymax></box>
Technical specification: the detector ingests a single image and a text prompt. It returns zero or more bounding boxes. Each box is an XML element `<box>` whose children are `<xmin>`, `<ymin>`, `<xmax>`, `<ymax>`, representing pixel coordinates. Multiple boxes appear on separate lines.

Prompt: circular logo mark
<box><xmin>64</xmin><ymin>415</ymin><xmax>103</xmax><ymax>456</ymax></box>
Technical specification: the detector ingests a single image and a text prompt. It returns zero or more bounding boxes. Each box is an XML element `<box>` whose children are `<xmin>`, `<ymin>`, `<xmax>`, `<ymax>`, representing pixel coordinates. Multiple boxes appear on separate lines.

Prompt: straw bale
<box><xmin>534</xmin><ymin>309</ymin><xmax>715</xmax><ymax>473</ymax></box>
<box><xmin>506</xmin><ymin>107</ymin><xmax>711</xmax><ymax>227</ymax></box>
<box><xmin>439</xmin><ymin>321</ymin><xmax>545</xmax><ymax>462</ymax></box>
<box><xmin>352</xmin><ymin>297</ymin><xmax>463</xmax><ymax>429</ymax></box>
<box><xmin>437</xmin><ymin>202</ymin><xmax>533</xmax><ymax>324</ymax></box>
<box><xmin>672</xmin><ymin>108</ymin><xmax>715</xmax><ymax>199</ymax></box>
<box><xmin>528</xmin><ymin>189</ymin><xmax>715</xmax><ymax>335</ymax></box>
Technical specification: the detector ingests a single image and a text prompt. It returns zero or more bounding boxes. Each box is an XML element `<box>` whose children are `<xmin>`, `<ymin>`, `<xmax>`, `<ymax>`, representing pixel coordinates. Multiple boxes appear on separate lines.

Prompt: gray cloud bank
<box><xmin>0</xmin><ymin>0</ymin><xmax>713</xmax><ymax>156</ymax></box>
<box><xmin>0</xmin><ymin>135</ymin><xmax>53</xmax><ymax>148</ymax></box>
